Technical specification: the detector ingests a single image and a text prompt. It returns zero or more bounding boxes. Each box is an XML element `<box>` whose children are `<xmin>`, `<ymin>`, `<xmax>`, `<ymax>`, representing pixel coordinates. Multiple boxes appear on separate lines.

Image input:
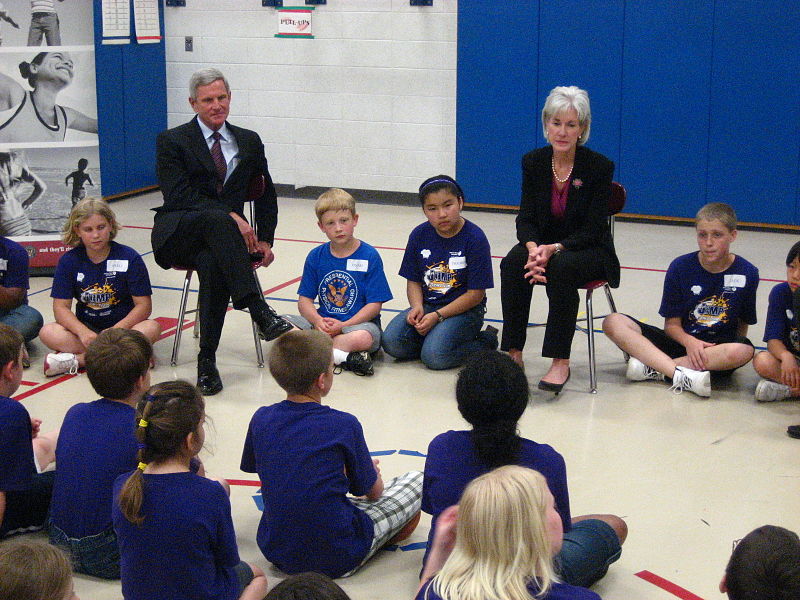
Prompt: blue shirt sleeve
<box><xmin>125</xmin><ymin>250</ymin><xmax>153</xmax><ymax>297</ymax></box>
<box><xmin>763</xmin><ymin>283</ymin><xmax>791</xmax><ymax>345</ymax></box>
<box><xmin>211</xmin><ymin>484</ymin><xmax>241</xmax><ymax>569</ymax></box>
<box><xmin>740</xmin><ymin>263</ymin><xmax>759</xmax><ymax>325</ymax></box>
<box><xmin>0</xmin><ymin>401</ymin><xmax>36</xmax><ymax>492</ymax></box>
<box><xmin>2</xmin><ymin>240</ymin><xmax>29</xmax><ymax>290</ymax></box>
<box><xmin>465</xmin><ymin>224</ymin><xmax>493</xmax><ymax>290</ymax></box>
<box><xmin>240</xmin><ymin>417</ymin><xmax>257</xmax><ymax>474</ymax></box>
<box><xmin>342</xmin><ymin>416</ymin><xmax>377</xmax><ymax>497</ymax></box>
<box><xmin>50</xmin><ymin>251</ymin><xmax>76</xmax><ymax>300</ymax></box>
<box><xmin>362</xmin><ymin>247</ymin><xmax>393</xmax><ymax>304</ymax></box>
<box><xmin>398</xmin><ymin>229</ymin><xmax>422</xmax><ymax>283</ymax></box>
<box><xmin>658</xmin><ymin>257</ymin><xmax>685</xmax><ymax>319</ymax></box>
<box><xmin>297</xmin><ymin>246</ymin><xmax>320</xmax><ymax>301</ymax></box>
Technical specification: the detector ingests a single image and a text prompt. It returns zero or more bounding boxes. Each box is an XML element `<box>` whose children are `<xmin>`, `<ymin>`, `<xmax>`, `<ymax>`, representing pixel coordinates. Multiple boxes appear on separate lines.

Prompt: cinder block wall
<box><xmin>164</xmin><ymin>0</ymin><xmax>456</xmax><ymax>193</ymax></box>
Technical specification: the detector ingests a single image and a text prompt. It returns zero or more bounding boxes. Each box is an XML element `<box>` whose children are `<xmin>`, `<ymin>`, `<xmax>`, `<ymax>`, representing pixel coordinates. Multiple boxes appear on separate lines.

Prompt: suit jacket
<box><xmin>516</xmin><ymin>144</ymin><xmax>620</xmax><ymax>288</ymax></box>
<box><xmin>151</xmin><ymin>116</ymin><xmax>278</xmax><ymax>269</ymax></box>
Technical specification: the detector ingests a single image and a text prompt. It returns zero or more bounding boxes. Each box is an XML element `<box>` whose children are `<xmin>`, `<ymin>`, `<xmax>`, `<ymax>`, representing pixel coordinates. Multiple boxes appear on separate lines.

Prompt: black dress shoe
<box><xmin>253</xmin><ymin>305</ymin><xmax>292</xmax><ymax>341</ymax></box>
<box><xmin>197</xmin><ymin>358</ymin><xmax>223</xmax><ymax>396</ymax></box>
<box><xmin>537</xmin><ymin>368</ymin><xmax>570</xmax><ymax>394</ymax></box>
<box><xmin>788</xmin><ymin>424</ymin><xmax>800</xmax><ymax>439</ymax></box>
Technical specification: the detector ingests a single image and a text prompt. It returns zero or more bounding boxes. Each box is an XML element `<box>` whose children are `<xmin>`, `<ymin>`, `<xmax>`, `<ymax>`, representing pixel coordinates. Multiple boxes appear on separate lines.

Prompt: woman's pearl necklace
<box><xmin>551</xmin><ymin>156</ymin><xmax>573</xmax><ymax>183</ymax></box>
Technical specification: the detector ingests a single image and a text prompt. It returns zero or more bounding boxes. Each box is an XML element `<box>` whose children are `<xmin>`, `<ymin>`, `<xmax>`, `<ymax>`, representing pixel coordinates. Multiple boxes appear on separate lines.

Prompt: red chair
<box><xmin>170</xmin><ymin>175</ymin><xmax>268</xmax><ymax>368</ymax></box>
<box><xmin>577</xmin><ymin>181</ymin><xmax>627</xmax><ymax>393</ymax></box>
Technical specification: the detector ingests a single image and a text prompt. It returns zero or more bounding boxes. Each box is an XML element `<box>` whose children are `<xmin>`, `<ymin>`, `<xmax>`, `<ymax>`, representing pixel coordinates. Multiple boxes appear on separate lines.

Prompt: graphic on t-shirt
<box><xmin>423</xmin><ymin>261</ymin><xmax>461</xmax><ymax>296</ymax></box>
<box><xmin>321</xmin><ymin>270</ymin><xmax>357</xmax><ymax>315</ymax></box>
<box><xmin>79</xmin><ymin>280</ymin><xmax>119</xmax><ymax>311</ymax></box>
<box><xmin>690</xmin><ymin>291</ymin><xmax>732</xmax><ymax>329</ymax></box>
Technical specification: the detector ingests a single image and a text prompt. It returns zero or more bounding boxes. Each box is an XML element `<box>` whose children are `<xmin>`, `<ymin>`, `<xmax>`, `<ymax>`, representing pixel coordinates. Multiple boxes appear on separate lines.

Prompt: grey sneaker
<box><xmin>754</xmin><ymin>379</ymin><xmax>792</xmax><ymax>402</ymax></box>
<box><xmin>341</xmin><ymin>351</ymin><xmax>374</xmax><ymax>376</ymax></box>
<box><xmin>670</xmin><ymin>366</ymin><xmax>711</xmax><ymax>397</ymax></box>
<box><xmin>44</xmin><ymin>352</ymin><xmax>79</xmax><ymax>377</ymax></box>
<box><xmin>625</xmin><ymin>357</ymin><xmax>665</xmax><ymax>382</ymax></box>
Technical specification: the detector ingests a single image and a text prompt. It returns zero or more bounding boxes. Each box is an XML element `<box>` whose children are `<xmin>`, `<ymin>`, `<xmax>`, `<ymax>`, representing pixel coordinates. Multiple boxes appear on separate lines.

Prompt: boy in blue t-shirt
<box><xmin>753</xmin><ymin>240</ymin><xmax>800</xmax><ymax>404</ymax></box>
<box><xmin>49</xmin><ymin>328</ymin><xmax>152</xmax><ymax>579</ymax></box>
<box><xmin>241</xmin><ymin>329</ymin><xmax>422</xmax><ymax>578</ymax></box>
<box><xmin>0</xmin><ymin>236</ymin><xmax>43</xmax><ymax>346</ymax></box>
<box><xmin>0</xmin><ymin>323</ymin><xmax>57</xmax><ymax>538</ymax></box>
<box><xmin>603</xmin><ymin>202</ymin><xmax>758</xmax><ymax>398</ymax></box>
<box><xmin>382</xmin><ymin>175</ymin><xmax>498</xmax><ymax>370</ymax></box>
<box><xmin>284</xmin><ymin>189</ymin><xmax>392</xmax><ymax>376</ymax></box>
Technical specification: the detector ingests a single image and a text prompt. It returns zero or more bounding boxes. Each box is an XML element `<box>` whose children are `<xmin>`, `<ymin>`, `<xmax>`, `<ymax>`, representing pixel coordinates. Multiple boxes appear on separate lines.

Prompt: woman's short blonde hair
<box><xmin>432</xmin><ymin>466</ymin><xmax>558</xmax><ymax>600</ymax></box>
<box><xmin>314</xmin><ymin>188</ymin><xmax>356</xmax><ymax>222</ymax></box>
<box><xmin>542</xmin><ymin>85</ymin><xmax>592</xmax><ymax>145</ymax></box>
<box><xmin>61</xmin><ymin>197</ymin><xmax>120</xmax><ymax>246</ymax></box>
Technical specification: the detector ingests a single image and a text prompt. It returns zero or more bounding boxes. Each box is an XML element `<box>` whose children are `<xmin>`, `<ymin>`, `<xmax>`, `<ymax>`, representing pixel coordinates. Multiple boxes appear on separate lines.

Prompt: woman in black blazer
<box><xmin>500</xmin><ymin>86</ymin><xmax>620</xmax><ymax>393</ymax></box>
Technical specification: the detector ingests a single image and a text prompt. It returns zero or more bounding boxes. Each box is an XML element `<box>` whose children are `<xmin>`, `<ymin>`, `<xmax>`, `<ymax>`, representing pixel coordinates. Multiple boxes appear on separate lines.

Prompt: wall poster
<box><xmin>0</xmin><ymin>1</ymin><xmax>100</xmax><ymax>271</ymax></box>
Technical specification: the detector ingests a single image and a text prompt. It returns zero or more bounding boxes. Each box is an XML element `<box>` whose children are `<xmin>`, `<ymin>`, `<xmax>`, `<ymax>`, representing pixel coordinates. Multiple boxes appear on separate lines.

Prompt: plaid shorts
<box><xmin>344</xmin><ymin>470</ymin><xmax>423</xmax><ymax>576</ymax></box>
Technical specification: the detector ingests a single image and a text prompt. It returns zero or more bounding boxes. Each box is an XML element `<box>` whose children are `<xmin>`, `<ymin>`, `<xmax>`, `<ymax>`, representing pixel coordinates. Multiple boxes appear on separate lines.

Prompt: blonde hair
<box><xmin>269</xmin><ymin>329</ymin><xmax>332</xmax><ymax>395</ymax></box>
<box><xmin>432</xmin><ymin>466</ymin><xmax>558</xmax><ymax>600</ymax></box>
<box><xmin>314</xmin><ymin>188</ymin><xmax>356</xmax><ymax>222</ymax></box>
<box><xmin>542</xmin><ymin>85</ymin><xmax>591</xmax><ymax>145</ymax></box>
<box><xmin>0</xmin><ymin>539</ymin><xmax>73</xmax><ymax>600</ymax></box>
<box><xmin>61</xmin><ymin>197</ymin><xmax>120</xmax><ymax>246</ymax></box>
<box><xmin>696</xmin><ymin>202</ymin><xmax>737</xmax><ymax>232</ymax></box>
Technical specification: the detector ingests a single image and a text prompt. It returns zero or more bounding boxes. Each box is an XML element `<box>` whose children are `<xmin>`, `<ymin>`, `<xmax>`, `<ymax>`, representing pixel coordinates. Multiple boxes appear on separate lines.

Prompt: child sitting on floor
<box><xmin>422</xmin><ymin>349</ymin><xmax>626</xmax><ymax>588</ymax></box>
<box><xmin>284</xmin><ymin>188</ymin><xmax>392</xmax><ymax>376</ymax></box>
<box><xmin>241</xmin><ymin>329</ymin><xmax>422</xmax><ymax>578</ymax></box>
<box><xmin>603</xmin><ymin>202</ymin><xmax>758</xmax><ymax>398</ymax></box>
<box><xmin>0</xmin><ymin>538</ymin><xmax>78</xmax><ymax>600</ymax></box>
<box><xmin>0</xmin><ymin>323</ymin><xmax>57</xmax><ymax>538</ymax></box>
<box><xmin>48</xmin><ymin>328</ymin><xmax>152</xmax><ymax>579</ymax></box>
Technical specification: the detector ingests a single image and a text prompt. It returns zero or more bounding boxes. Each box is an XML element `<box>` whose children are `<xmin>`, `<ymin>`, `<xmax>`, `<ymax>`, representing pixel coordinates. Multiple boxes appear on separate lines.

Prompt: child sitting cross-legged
<box><xmin>241</xmin><ymin>329</ymin><xmax>423</xmax><ymax>578</ymax></box>
<box><xmin>48</xmin><ymin>328</ymin><xmax>153</xmax><ymax>579</ymax></box>
<box><xmin>283</xmin><ymin>188</ymin><xmax>392</xmax><ymax>376</ymax></box>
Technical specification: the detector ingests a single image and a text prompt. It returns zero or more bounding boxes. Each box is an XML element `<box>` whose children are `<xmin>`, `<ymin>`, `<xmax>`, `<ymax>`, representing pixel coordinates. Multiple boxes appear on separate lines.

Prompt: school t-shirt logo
<box><xmin>423</xmin><ymin>261</ymin><xmax>461</xmax><ymax>296</ymax></box>
<box><xmin>690</xmin><ymin>293</ymin><xmax>731</xmax><ymax>330</ymax></box>
<box><xmin>80</xmin><ymin>281</ymin><xmax>119</xmax><ymax>310</ymax></box>
<box><xmin>321</xmin><ymin>270</ymin><xmax>357</xmax><ymax>315</ymax></box>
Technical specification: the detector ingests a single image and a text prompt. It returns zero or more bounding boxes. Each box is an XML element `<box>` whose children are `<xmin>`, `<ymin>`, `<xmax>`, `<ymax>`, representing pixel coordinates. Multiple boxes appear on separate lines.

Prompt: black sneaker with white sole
<box><xmin>340</xmin><ymin>351</ymin><xmax>374</xmax><ymax>376</ymax></box>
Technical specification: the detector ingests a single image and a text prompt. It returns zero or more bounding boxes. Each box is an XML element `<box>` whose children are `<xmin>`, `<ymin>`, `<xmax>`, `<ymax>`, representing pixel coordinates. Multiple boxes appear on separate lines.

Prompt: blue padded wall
<box><xmin>456</xmin><ymin>1</ymin><xmax>800</xmax><ymax>225</ymax></box>
<box><xmin>94</xmin><ymin>0</ymin><xmax>167</xmax><ymax>197</ymax></box>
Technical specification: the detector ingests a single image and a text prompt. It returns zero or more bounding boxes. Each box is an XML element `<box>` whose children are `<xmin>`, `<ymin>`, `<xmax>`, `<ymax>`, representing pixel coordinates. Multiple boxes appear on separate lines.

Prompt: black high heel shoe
<box><xmin>537</xmin><ymin>368</ymin><xmax>570</xmax><ymax>394</ymax></box>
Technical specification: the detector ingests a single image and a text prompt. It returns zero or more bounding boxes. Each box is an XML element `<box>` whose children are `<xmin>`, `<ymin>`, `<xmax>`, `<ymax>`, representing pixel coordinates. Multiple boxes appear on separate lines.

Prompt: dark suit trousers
<box><xmin>156</xmin><ymin>210</ymin><xmax>261</xmax><ymax>355</ymax></box>
<box><xmin>500</xmin><ymin>243</ymin><xmax>606</xmax><ymax>359</ymax></box>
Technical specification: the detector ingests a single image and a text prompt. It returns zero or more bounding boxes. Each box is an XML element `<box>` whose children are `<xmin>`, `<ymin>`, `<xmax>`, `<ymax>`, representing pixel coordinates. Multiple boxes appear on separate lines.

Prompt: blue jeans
<box><xmin>555</xmin><ymin>519</ymin><xmax>622</xmax><ymax>588</ymax></box>
<box><xmin>381</xmin><ymin>303</ymin><xmax>495</xmax><ymax>370</ymax></box>
<box><xmin>0</xmin><ymin>305</ymin><xmax>44</xmax><ymax>343</ymax></box>
<box><xmin>49</xmin><ymin>523</ymin><xmax>121</xmax><ymax>580</ymax></box>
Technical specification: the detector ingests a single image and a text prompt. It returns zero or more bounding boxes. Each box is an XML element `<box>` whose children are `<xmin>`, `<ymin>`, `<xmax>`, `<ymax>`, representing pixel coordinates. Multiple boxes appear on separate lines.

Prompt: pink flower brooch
<box><xmin>572</xmin><ymin>179</ymin><xmax>583</xmax><ymax>189</ymax></box>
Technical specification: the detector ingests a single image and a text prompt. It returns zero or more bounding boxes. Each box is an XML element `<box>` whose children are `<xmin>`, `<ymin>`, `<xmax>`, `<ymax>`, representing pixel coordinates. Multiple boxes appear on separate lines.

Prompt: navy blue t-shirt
<box><xmin>297</xmin><ymin>241</ymin><xmax>392</xmax><ymax>321</ymax></box>
<box><xmin>0</xmin><ymin>395</ymin><xmax>36</xmax><ymax>493</ymax></box>
<box><xmin>0</xmin><ymin>237</ymin><xmax>30</xmax><ymax>303</ymax></box>
<box><xmin>50</xmin><ymin>399</ymin><xmax>137</xmax><ymax>538</ymax></box>
<box><xmin>112</xmin><ymin>472</ymin><xmax>240</xmax><ymax>600</ymax></box>
<box><xmin>240</xmin><ymin>400</ymin><xmax>377</xmax><ymax>578</ymax></box>
<box><xmin>416</xmin><ymin>578</ymin><xmax>601</xmax><ymax>600</ymax></box>
<box><xmin>763</xmin><ymin>282</ymin><xmax>799</xmax><ymax>357</ymax></box>
<box><xmin>422</xmin><ymin>430</ymin><xmax>570</xmax><ymax>567</ymax></box>
<box><xmin>398</xmin><ymin>220</ymin><xmax>493</xmax><ymax>308</ymax></box>
<box><xmin>659</xmin><ymin>252</ymin><xmax>758</xmax><ymax>342</ymax></box>
<box><xmin>51</xmin><ymin>241</ymin><xmax>152</xmax><ymax>331</ymax></box>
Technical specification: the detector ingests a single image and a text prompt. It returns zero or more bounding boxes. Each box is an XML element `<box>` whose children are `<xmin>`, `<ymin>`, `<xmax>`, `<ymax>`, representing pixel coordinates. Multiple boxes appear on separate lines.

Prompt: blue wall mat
<box><xmin>619</xmin><ymin>2</ymin><xmax>714</xmax><ymax>218</ymax></box>
<box><xmin>537</xmin><ymin>0</ymin><xmax>624</xmax><ymax>168</ymax></box>
<box><xmin>456</xmin><ymin>2</ymin><xmax>538</xmax><ymax>208</ymax></box>
<box><xmin>707</xmin><ymin>2</ymin><xmax>800</xmax><ymax>225</ymax></box>
<box><xmin>94</xmin><ymin>0</ymin><xmax>167</xmax><ymax>198</ymax></box>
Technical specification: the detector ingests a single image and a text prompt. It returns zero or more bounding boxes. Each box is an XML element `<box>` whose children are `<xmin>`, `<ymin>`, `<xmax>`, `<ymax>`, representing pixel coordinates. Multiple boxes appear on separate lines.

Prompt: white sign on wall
<box><xmin>276</xmin><ymin>7</ymin><xmax>313</xmax><ymax>39</ymax></box>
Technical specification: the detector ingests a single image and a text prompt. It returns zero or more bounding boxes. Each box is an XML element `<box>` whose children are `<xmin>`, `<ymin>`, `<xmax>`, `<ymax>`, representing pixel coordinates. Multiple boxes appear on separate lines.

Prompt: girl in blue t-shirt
<box><xmin>753</xmin><ymin>240</ymin><xmax>800</xmax><ymax>403</ymax></box>
<box><xmin>39</xmin><ymin>198</ymin><xmax>161</xmax><ymax>377</ymax></box>
<box><xmin>382</xmin><ymin>175</ymin><xmax>498</xmax><ymax>370</ymax></box>
<box><xmin>113</xmin><ymin>380</ymin><xmax>267</xmax><ymax>600</ymax></box>
<box><xmin>417</xmin><ymin>465</ymin><xmax>602</xmax><ymax>600</ymax></box>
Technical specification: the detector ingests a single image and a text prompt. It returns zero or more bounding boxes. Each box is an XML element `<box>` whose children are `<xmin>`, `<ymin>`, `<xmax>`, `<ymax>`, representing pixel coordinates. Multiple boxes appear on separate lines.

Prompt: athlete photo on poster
<box><xmin>1</xmin><ymin>145</ymin><xmax>100</xmax><ymax>237</ymax></box>
<box><xmin>0</xmin><ymin>1</ymin><xmax>95</xmax><ymax>48</ymax></box>
<box><xmin>0</xmin><ymin>49</ymin><xmax>97</xmax><ymax>144</ymax></box>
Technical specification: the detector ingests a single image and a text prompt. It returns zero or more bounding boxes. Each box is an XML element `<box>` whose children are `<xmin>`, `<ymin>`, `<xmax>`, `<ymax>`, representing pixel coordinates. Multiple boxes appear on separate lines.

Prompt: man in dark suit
<box><xmin>152</xmin><ymin>67</ymin><xmax>291</xmax><ymax>395</ymax></box>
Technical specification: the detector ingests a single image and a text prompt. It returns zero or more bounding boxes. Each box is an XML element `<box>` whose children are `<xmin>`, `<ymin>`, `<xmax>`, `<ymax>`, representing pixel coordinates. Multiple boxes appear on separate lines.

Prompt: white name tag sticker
<box><xmin>724</xmin><ymin>274</ymin><xmax>746</xmax><ymax>288</ymax></box>
<box><xmin>449</xmin><ymin>256</ymin><xmax>467</xmax><ymax>269</ymax></box>
<box><xmin>347</xmin><ymin>259</ymin><xmax>368</xmax><ymax>272</ymax></box>
<box><xmin>107</xmin><ymin>260</ymin><xmax>129</xmax><ymax>272</ymax></box>
<box><xmin>0</xmin><ymin>259</ymin><xmax>7</xmax><ymax>271</ymax></box>
<box><xmin>77</xmin><ymin>272</ymin><xmax>84</xmax><ymax>282</ymax></box>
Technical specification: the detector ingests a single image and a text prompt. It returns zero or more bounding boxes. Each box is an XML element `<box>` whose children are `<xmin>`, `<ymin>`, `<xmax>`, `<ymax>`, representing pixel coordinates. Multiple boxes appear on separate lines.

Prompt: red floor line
<box><xmin>635</xmin><ymin>570</ymin><xmax>705</xmax><ymax>600</ymax></box>
<box><xmin>14</xmin><ymin>373</ymin><xmax>79</xmax><ymax>402</ymax></box>
<box><xmin>227</xmin><ymin>479</ymin><xmax>262</xmax><ymax>487</ymax></box>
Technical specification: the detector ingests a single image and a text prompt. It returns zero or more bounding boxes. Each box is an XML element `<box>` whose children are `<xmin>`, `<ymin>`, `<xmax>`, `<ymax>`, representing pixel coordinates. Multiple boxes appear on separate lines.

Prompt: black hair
<box><xmin>77</xmin><ymin>158</ymin><xmax>89</xmax><ymax>170</ymax></box>
<box><xmin>785</xmin><ymin>241</ymin><xmax>800</xmax><ymax>266</ymax></box>
<box><xmin>18</xmin><ymin>52</ymin><xmax>47</xmax><ymax>85</ymax></box>
<box><xmin>266</xmin><ymin>572</ymin><xmax>352</xmax><ymax>600</ymax></box>
<box><xmin>455</xmin><ymin>350</ymin><xmax>528</xmax><ymax>469</ymax></box>
<box><xmin>725</xmin><ymin>525</ymin><xmax>800</xmax><ymax>600</ymax></box>
<box><xmin>418</xmin><ymin>174</ymin><xmax>464</xmax><ymax>205</ymax></box>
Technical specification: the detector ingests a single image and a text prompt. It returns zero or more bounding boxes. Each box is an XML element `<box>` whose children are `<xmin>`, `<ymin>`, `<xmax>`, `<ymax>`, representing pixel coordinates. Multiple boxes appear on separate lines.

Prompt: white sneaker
<box><xmin>44</xmin><ymin>352</ymin><xmax>79</xmax><ymax>377</ymax></box>
<box><xmin>625</xmin><ymin>357</ymin><xmax>665</xmax><ymax>382</ymax></box>
<box><xmin>754</xmin><ymin>379</ymin><xmax>792</xmax><ymax>402</ymax></box>
<box><xmin>670</xmin><ymin>366</ymin><xmax>711</xmax><ymax>397</ymax></box>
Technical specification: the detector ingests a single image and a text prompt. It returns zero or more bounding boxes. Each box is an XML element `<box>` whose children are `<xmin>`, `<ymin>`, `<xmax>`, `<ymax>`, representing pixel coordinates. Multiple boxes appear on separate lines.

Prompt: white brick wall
<box><xmin>164</xmin><ymin>0</ymin><xmax>457</xmax><ymax>193</ymax></box>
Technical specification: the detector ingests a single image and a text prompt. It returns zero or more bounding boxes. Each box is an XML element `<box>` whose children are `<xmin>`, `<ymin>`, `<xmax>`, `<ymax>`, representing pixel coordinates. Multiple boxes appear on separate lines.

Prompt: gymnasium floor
<box><xmin>16</xmin><ymin>191</ymin><xmax>800</xmax><ymax>600</ymax></box>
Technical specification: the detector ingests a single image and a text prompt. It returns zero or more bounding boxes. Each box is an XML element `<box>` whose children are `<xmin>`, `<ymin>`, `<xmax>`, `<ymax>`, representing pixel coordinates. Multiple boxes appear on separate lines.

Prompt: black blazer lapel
<box><xmin>186</xmin><ymin>117</ymin><xmax>219</xmax><ymax>178</ymax></box>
